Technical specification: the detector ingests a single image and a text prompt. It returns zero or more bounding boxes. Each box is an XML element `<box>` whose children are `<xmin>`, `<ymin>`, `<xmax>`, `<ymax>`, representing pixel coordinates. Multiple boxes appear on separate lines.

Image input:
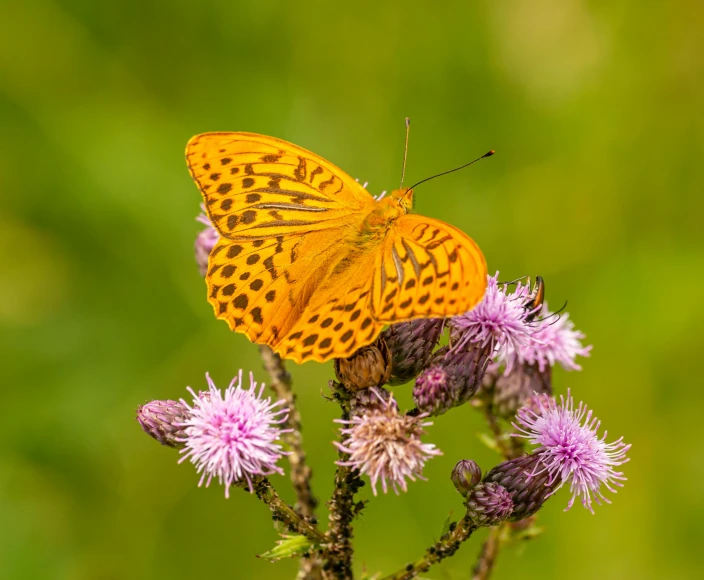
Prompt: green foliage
<box><xmin>257</xmin><ymin>535</ymin><xmax>315</xmax><ymax>562</ymax></box>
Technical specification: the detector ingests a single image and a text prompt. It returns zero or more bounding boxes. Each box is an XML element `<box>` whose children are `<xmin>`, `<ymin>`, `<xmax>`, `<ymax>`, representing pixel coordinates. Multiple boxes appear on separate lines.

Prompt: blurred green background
<box><xmin>1</xmin><ymin>0</ymin><xmax>703</xmax><ymax>578</ymax></box>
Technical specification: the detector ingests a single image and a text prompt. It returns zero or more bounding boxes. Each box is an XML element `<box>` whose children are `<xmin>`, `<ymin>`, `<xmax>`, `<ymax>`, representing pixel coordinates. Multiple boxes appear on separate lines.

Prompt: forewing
<box><xmin>372</xmin><ymin>214</ymin><xmax>487</xmax><ymax>322</ymax></box>
<box><xmin>186</xmin><ymin>132</ymin><xmax>373</xmax><ymax>240</ymax></box>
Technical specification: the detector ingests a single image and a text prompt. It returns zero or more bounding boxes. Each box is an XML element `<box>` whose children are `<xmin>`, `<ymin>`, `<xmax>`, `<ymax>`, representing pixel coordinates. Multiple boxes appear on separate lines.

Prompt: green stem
<box><xmin>322</xmin><ymin>382</ymin><xmax>364</xmax><ymax>580</ymax></box>
<box><xmin>258</xmin><ymin>346</ymin><xmax>323</xmax><ymax>579</ymax></box>
<box><xmin>252</xmin><ymin>478</ymin><xmax>326</xmax><ymax>544</ymax></box>
<box><xmin>381</xmin><ymin>515</ymin><xmax>478</xmax><ymax>580</ymax></box>
<box><xmin>259</xmin><ymin>345</ymin><xmax>318</xmax><ymax>518</ymax></box>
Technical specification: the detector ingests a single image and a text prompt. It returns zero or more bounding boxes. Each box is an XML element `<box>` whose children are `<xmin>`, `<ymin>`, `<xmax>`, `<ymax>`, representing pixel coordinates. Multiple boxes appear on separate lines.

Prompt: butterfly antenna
<box><xmin>407</xmin><ymin>149</ymin><xmax>495</xmax><ymax>192</ymax></box>
<box><xmin>400</xmin><ymin>117</ymin><xmax>411</xmax><ymax>188</ymax></box>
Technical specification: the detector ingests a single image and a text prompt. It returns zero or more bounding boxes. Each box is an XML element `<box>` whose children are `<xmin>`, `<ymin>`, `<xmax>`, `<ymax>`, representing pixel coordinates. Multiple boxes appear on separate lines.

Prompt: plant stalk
<box><xmin>252</xmin><ymin>478</ymin><xmax>326</xmax><ymax>544</ymax></box>
<box><xmin>258</xmin><ymin>346</ymin><xmax>322</xmax><ymax>579</ymax></box>
<box><xmin>322</xmin><ymin>383</ymin><xmax>364</xmax><ymax>580</ymax></box>
<box><xmin>472</xmin><ymin>523</ymin><xmax>503</xmax><ymax>580</ymax></box>
<box><xmin>381</xmin><ymin>515</ymin><xmax>478</xmax><ymax>580</ymax></box>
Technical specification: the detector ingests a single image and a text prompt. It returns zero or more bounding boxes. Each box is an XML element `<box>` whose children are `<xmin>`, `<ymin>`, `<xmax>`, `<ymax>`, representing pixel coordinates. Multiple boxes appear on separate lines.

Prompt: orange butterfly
<box><xmin>186</xmin><ymin>132</ymin><xmax>488</xmax><ymax>364</ymax></box>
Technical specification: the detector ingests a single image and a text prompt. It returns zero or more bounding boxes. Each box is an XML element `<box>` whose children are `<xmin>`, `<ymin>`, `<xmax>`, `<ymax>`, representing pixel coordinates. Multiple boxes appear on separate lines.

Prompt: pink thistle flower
<box><xmin>178</xmin><ymin>371</ymin><xmax>289</xmax><ymax>497</ymax></box>
<box><xmin>335</xmin><ymin>390</ymin><xmax>441</xmax><ymax>495</ymax></box>
<box><xmin>513</xmin><ymin>390</ymin><xmax>631</xmax><ymax>513</ymax></box>
<box><xmin>450</xmin><ymin>273</ymin><xmax>534</xmax><ymax>362</ymax></box>
<box><xmin>503</xmin><ymin>304</ymin><xmax>592</xmax><ymax>372</ymax></box>
<box><xmin>195</xmin><ymin>205</ymin><xmax>219</xmax><ymax>276</ymax></box>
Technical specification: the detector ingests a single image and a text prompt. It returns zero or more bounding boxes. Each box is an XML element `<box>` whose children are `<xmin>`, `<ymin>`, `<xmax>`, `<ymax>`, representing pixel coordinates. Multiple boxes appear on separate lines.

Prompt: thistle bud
<box><xmin>451</xmin><ymin>459</ymin><xmax>483</xmax><ymax>496</ymax></box>
<box><xmin>492</xmin><ymin>363</ymin><xmax>552</xmax><ymax>419</ymax></box>
<box><xmin>382</xmin><ymin>319</ymin><xmax>444</xmax><ymax>385</ymax></box>
<box><xmin>413</xmin><ymin>342</ymin><xmax>492</xmax><ymax>415</ymax></box>
<box><xmin>136</xmin><ymin>399</ymin><xmax>190</xmax><ymax>448</ymax></box>
<box><xmin>482</xmin><ymin>454</ymin><xmax>558</xmax><ymax>521</ymax></box>
<box><xmin>195</xmin><ymin>210</ymin><xmax>218</xmax><ymax>276</ymax></box>
<box><xmin>334</xmin><ymin>337</ymin><xmax>392</xmax><ymax>392</ymax></box>
<box><xmin>465</xmin><ymin>482</ymin><xmax>514</xmax><ymax>526</ymax></box>
<box><xmin>413</xmin><ymin>365</ymin><xmax>453</xmax><ymax>416</ymax></box>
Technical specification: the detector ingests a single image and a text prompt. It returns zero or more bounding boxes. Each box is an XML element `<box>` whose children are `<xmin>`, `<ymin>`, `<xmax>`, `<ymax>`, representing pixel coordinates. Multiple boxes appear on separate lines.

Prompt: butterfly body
<box><xmin>187</xmin><ymin>132</ymin><xmax>488</xmax><ymax>363</ymax></box>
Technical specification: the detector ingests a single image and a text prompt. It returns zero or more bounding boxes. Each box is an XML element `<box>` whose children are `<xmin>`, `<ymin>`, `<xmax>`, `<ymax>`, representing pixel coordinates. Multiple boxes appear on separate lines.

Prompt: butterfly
<box><xmin>186</xmin><ymin>132</ymin><xmax>488</xmax><ymax>364</ymax></box>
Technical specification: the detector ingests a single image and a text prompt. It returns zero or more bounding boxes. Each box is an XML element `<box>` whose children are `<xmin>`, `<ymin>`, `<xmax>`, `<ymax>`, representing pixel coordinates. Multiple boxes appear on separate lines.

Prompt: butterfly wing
<box><xmin>186</xmin><ymin>132</ymin><xmax>373</xmax><ymax>240</ymax></box>
<box><xmin>207</xmin><ymin>228</ymin><xmax>344</xmax><ymax>349</ymax></box>
<box><xmin>188</xmin><ymin>132</ymin><xmax>381</xmax><ymax>362</ymax></box>
<box><xmin>372</xmin><ymin>214</ymin><xmax>487</xmax><ymax>322</ymax></box>
<box><xmin>207</xmin><ymin>227</ymin><xmax>383</xmax><ymax>364</ymax></box>
<box><xmin>273</xmin><ymin>248</ymin><xmax>384</xmax><ymax>363</ymax></box>
<box><xmin>274</xmin><ymin>211</ymin><xmax>487</xmax><ymax>362</ymax></box>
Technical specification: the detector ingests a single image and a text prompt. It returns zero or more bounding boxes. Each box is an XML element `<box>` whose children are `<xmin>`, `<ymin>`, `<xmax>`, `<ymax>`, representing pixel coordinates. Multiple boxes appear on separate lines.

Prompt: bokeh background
<box><xmin>2</xmin><ymin>0</ymin><xmax>703</xmax><ymax>578</ymax></box>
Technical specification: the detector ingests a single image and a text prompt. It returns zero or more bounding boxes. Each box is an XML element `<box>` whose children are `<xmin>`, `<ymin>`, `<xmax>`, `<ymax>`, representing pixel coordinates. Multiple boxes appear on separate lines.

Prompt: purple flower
<box><xmin>178</xmin><ymin>371</ymin><xmax>289</xmax><ymax>497</ymax></box>
<box><xmin>508</xmin><ymin>305</ymin><xmax>592</xmax><ymax>371</ymax></box>
<box><xmin>513</xmin><ymin>390</ymin><xmax>630</xmax><ymax>513</ymax></box>
<box><xmin>450</xmin><ymin>273</ymin><xmax>534</xmax><ymax>361</ymax></box>
<box><xmin>335</xmin><ymin>390</ymin><xmax>441</xmax><ymax>495</ymax></box>
<box><xmin>195</xmin><ymin>206</ymin><xmax>219</xmax><ymax>276</ymax></box>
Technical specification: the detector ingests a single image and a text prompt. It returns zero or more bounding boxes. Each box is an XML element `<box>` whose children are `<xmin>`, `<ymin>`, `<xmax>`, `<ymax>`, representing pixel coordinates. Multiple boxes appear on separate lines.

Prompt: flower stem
<box><xmin>481</xmin><ymin>380</ymin><xmax>523</xmax><ymax>460</ymax></box>
<box><xmin>252</xmin><ymin>478</ymin><xmax>326</xmax><ymax>544</ymax></box>
<box><xmin>472</xmin><ymin>523</ymin><xmax>503</xmax><ymax>580</ymax></box>
<box><xmin>258</xmin><ymin>346</ymin><xmax>322</xmax><ymax>579</ymax></box>
<box><xmin>381</xmin><ymin>515</ymin><xmax>478</xmax><ymax>580</ymax></box>
<box><xmin>323</xmin><ymin>383</ymin><xmax>364</xmax><ymax>580</ymax></box>
<box><xmin>259</xmin><ymin>345</ymin><xmax>318</xmax><ymax>518</ymax></box>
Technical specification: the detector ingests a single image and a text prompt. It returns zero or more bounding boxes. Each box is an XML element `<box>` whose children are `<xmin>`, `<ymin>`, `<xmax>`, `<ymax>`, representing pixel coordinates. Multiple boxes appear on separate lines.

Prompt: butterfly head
<box><xmin>390</xmin><ymin>188</ymin><xmax>414</xmax><ymax>213</ymax></box>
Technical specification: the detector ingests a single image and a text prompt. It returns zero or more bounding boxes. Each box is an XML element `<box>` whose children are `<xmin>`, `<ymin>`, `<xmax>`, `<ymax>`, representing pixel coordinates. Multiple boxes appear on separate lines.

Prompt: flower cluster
<box><xmin>450</xmin><ymin>273</ymin><xmax>591</xmax><ymax>374</ymax></box>
<box><xmin>130</xmin><ymin>148</ymin><xmax>633</xmax><ymax>580</ymax></box>
<box><xmin>405</xmin><ymin>272</ymin><xmax>589</xmax><ymax>417</ymax></box>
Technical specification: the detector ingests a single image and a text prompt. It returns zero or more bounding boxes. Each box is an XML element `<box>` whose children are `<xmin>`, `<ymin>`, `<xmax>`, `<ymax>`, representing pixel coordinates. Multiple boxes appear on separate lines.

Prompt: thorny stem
<box><xmin>323</xmin><ymin>382</ymin><xmax>365</xmax><ymax>580</ymax></box>
<box><xmin>381</xmin><ymin>515</ymin><xmax>478</xmax><ymax>580</ymax></box>
<box><xmin>259</xmin><ymin>346</ymin><xmax>318</xmax><ymax>517</ymax></box>
<box><xmin>258</xmin><ymin>346</ymin><xmax>322</xmax><ymax>579</ymax></box>
<box><xmin>472</xmin><ymin>523</ymin><xmax>503</xmax><ymax>580</ymax></box>
<box><xmin>252</xmin><ymin>478</ymin><xmax>326</xmax><ymax>544</ymax></box>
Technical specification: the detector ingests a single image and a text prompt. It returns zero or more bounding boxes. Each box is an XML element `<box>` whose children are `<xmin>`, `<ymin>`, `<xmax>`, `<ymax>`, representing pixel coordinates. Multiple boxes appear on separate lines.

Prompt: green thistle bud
<box><xmin>451</xmin><ymin>459</ymin><xmax>483</xmax><ymax>496</ymax></box>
